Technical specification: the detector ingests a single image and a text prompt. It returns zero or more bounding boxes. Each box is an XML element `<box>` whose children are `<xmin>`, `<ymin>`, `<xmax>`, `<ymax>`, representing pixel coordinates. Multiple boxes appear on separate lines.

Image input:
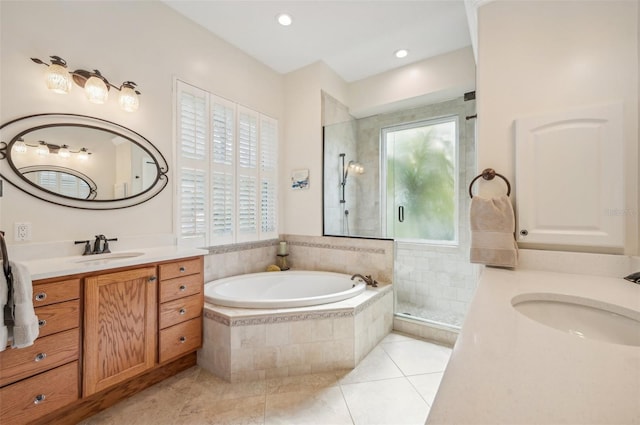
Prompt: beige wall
<box><xmin>0</xmin><ymin>1</ymin><xmax>283</xmax><ymax>244</ymax></box>
<box><xmin>348</xmin><ymin>47</ymin><xmax>476</xmax><ymax>118</ymax></box>
<box><xmin>281</xmin><ymin>61</ymin><xmax>349</xmax><ymax>236</ymax></box>
<box><xmin>477</xmin><ymin>0</ymin><xmax>639</xmax><ymax>255</ymax></box>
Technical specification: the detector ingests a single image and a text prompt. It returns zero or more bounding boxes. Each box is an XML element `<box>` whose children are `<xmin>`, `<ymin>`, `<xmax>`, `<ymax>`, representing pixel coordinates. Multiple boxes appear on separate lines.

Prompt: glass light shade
<box><xmin>84</xmin><ymin>76</ymin><xmax>109</xmax><ymax>104</ymax></box>
<box><xmin>13</xmin><ymin>139</ymin><xmax>28</xmax><ymax>153</ymax></box>
<box><xmin>45</xmin><ymin>63</ymin><xmax>72</xmax><ymax>94</ymax></box>
<box><xmin>119</xmin><ymin>86</ymin><xmax>139</xmax><ymax>112</ymax></box>
<box><xmin>58</xmin><ymin>144</ymin><xmax>71</xmax><ymax>158</ymax></box>
<box><xmin>36</xmin><ymin>141</ymin><xmax>49</xmax><ymax>156</ymax></box>
<box><xmin>77</xmin><ymin>148</ymin><xmax>89</xmax><ymax>161</ymax></box>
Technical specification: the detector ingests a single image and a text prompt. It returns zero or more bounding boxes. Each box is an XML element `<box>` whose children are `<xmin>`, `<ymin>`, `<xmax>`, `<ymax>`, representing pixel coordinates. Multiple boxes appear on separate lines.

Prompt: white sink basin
<box><xmin>73</xmin><ymin>251</ymin><xmax>144</xmax><ymax>264</ymax></box>
<box><xmin>512</xmin><ymin>293</ymin><xmax>640</xmax><ymax>347</ymax></box>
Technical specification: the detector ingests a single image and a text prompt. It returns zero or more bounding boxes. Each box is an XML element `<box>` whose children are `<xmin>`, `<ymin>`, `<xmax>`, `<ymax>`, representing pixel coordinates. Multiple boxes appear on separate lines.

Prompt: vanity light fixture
<box><xmin>36</xmin><ymin>141</ymin><xmax>49</xmax><ymax>156</ymax></box>
<box><xmin>31</xmin><ymin>56</ymin><xmax>141</xmax><ymax>112</ymax></box>
<box><xmin>13</xmin><ymin>138</ymin><xmax>27</xmax><ymax>154</ymax></box>
<box><xmin>14</xmin><ymin>139</ymin><xmax>91</xmax><ymax>159</ymax></box>
<box><xmin>77</xmin><ymin>148</ymin><xmax>90</xmax><ymax>161</ymax></box>
<box><xmin>277</xmin><ymin>13</ymin><xmax>293</xmax><ymax>26</ymax></box>
<box><xmin>394</xmin><ymin>49</ymin><xmax>409</xmax><ymax>58</ymax></box>
<box><xmin>58</xmin><ymin>144</ymin><xmax>71</xmax><ymax>158</ymax></box>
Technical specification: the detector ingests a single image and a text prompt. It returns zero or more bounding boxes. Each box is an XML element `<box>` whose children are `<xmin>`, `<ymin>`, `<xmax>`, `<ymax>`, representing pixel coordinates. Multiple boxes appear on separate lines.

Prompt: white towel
<box><xmin>470</xmin><ymin>195</ymin><xmax>518</xmax><ymax>268</ymax></box>
<box><xmin>0</xmin><ymin>268</ymin><xmax>8</xmax><ymax>351</ymax></box>
<box><xmin>9</xmin><ymin>261</ymin><xmax>39</xmax><ymax>349</ymax></box>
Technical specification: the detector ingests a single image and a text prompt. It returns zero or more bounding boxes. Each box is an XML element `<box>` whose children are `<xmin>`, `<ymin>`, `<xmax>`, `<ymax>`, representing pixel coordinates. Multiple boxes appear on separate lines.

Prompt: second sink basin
<box><xmin>512</xmin><ymin>293</ymin><xmax>640</xmax><ymax>347</ymax></box>
<box><xmin>73</xmin><ymin>251</ymin><xmax>144</xmax><ymax>264</ymax></box>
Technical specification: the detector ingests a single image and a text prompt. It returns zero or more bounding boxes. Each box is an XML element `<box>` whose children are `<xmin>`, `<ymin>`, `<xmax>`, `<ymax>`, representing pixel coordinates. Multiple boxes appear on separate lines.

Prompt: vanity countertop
<box><xmin>22</xmin><ymin>245</ymin><xmax>208</xmax><ymax>280</ymax></box>
<box><xmin>426</xmin><ymin>267</ymin><xmax>640</xmax><ymax>424</ymax></box>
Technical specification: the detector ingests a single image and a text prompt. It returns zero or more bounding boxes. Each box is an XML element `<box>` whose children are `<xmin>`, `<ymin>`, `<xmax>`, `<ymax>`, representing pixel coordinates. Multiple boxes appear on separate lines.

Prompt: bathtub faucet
<box><xmin>624</xmin><ymin>271</ymin><xmax>640</xmax><ymax>284</ymax></box>
<box><xmin>351</xmin><ymin>273</ymin><xmax>378</xmax><ymax>287</ymax></box>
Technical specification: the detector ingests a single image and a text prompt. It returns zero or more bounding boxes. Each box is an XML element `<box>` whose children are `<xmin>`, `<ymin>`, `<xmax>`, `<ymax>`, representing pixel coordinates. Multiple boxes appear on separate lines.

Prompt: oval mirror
<box><xmin>0</xmin><ymin>113</ymin><xmax>168</xmax><ymax>209</ymax></box>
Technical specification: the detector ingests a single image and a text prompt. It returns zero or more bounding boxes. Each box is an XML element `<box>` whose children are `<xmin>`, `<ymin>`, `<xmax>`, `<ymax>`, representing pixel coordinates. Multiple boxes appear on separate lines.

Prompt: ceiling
<box><xmin>162</xmin><ymin>1</ymin><xmax>472</xmax><ymax>82</ymax></box>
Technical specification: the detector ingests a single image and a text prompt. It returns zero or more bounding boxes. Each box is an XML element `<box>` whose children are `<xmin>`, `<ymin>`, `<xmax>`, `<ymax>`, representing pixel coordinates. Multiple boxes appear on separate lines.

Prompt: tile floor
<box><xmin>79</xmin><ymin>332</ymin><xmax>452</xmax><ymax>425</ymax></box>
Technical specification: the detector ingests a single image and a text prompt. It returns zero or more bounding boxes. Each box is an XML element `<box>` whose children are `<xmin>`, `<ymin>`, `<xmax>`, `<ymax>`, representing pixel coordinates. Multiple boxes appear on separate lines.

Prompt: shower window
<box><xmin>382</xmin><ymin>116</ymin><xmax>458</xmax><ymax>243</ymax></box>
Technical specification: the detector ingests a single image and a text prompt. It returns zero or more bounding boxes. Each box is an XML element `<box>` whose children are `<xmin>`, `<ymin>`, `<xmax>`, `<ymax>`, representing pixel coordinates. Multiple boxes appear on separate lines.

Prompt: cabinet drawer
<box><xmin>158</xmin><ymin>257</ymin><xmax>202</xmax><ymax>281</ymax></box>
<box><xmin>0</xmin><ymin>329</ymin><xmax>79</xmax><ymax>387</ymax></box>
<box><xmin>159</xmin><ymin>317</ymin><xmax>202</xmax><ymax>363</ymax></box>
<box><xmin>32</xmin><ymin>279</ymin><xmax>80</xmax><ymax>307</ymax></box>
<box><xmin>159</xmin><ymin>293</ymin><xmax>203</xmax><ymax>329</ymax></box>
<box><xmin>159</xmin><ymin>273</ymin><xmax>202</xmax><ymax>303</ymax></box>
<box><xmin>0</xmin><ymin>361</ymin><xmax>79</xmax><ymax>425</ymax></box>
<box><xmin>35</xmin><ymin>299</ymin><xmax>80</xmax><ymax>338</ymax></box>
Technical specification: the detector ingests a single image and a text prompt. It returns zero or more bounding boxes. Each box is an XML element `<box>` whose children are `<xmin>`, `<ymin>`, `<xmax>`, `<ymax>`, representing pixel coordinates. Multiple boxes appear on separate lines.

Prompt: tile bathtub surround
<box><xmin>79</xmin><ymin>332</ymin><xmax>451</xmax><ymax>425</ymax></box>
<box><xmin>282</xmin><ymin>234</ymin><xmax>394</xmax><ymax>283</ymax></box>
<box><xmin>198</xmin><ymin>285</ymin><xmax>393</xmax><ymax>382</ymax></box>
<box><xmin>203</xmin><ymin>239</ymin><xmax>280</xmax><ymax>282</ymax></box>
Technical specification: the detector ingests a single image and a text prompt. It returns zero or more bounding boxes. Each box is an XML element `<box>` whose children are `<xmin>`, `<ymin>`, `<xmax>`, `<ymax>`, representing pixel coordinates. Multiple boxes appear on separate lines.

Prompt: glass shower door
<box><xmin>384</xmin><ymin>117</ymin><xmax>457</xmax><ymax>242</ymax></box>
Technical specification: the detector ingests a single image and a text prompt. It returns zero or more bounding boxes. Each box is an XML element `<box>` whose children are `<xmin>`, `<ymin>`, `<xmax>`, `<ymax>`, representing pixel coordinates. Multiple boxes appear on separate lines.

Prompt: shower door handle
<box><xmin>398</xmin><ymin>206</ymin><xmax>405</xmax><ymax>223</ymax></box>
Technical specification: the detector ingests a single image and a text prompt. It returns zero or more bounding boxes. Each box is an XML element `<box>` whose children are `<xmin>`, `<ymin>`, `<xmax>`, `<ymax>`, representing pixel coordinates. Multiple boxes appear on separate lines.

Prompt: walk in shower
<box><xmin>323</xmin><ymin>92</ymin><xmax>479</xmax><ymax>330</ymax></box>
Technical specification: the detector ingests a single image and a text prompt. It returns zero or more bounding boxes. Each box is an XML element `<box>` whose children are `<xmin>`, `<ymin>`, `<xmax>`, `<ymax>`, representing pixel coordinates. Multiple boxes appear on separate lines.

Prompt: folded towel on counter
<box><xmin>8</xmin><ymin>261</ymin><xmax>39</xmax><ymax>349</ymax></box>
<box><xmin>0</xmin><ymin>268</ymin><xmax>8</xmax><ymax>351</ymax></box>
<box><xmin>470</xmin><ymin>195</ymin><xmax>518</xmax><ymax>268</ymax></box>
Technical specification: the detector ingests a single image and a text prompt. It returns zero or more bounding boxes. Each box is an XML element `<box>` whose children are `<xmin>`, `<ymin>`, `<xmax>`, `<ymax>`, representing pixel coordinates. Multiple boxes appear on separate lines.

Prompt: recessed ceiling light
<box><xmin>395</xmin><ymin>49</ymin><xmax>409</xmax><ymax>58</ymax></box>
<box><xmin>277</xmin><ymin>13</ymin><xmax>292</xmax><ymax>26</ymax></box>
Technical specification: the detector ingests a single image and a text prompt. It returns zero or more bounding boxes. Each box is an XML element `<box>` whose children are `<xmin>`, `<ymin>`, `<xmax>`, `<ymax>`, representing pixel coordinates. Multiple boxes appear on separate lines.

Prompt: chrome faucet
<box><xmin>351</xmin><ymin>273</ymin><xmax>378</xmax><ymax>287</ymax></box>
<box><xmin>624</xmin><ymin>272</ymin><xmax>640</xmax><ymax>284</ymax></box>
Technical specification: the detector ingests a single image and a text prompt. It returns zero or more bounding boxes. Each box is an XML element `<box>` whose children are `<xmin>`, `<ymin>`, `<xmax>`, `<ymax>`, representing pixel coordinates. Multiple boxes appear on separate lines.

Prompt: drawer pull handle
<box><xmin>179</xmin><ymin>285</ymin><xmax>187</xmax><ymax>292</ymax></box>
<box><xmin>34</xmin><ymin>394</ymin><xmax>46</xmax><ymax>405</ymax></box>
<box><xmin>34</xmin><ymin>352</ymin><xmax>47</xmax><ymax>362</ymax></box>
<box><xmin>179</xmin><ymin>336</ymin><xmax>187</xmax><ymax>343</ymax></box>
<box><xmin>149</xmin><ymin>276</ymin><xmax>157</xmax><ymax>282</ymax></box>
<box><xmin>35</xmin><ymin>292</ymin><xmax>47</xmax><ymax>302</ymax></box>
<box><xmin>179</xmin><ymin>266</ymin><xmax>186</xmax><ymax>273</ymax></box>
<box><xmin>179</xmin><ymin>308</ymin><xmax>186</xmax><ymax>315</ymax></box>
<box><xmin>38</xmin><ymin>319</ymin><xmax>47</xmax><ymax>327</ymax></box>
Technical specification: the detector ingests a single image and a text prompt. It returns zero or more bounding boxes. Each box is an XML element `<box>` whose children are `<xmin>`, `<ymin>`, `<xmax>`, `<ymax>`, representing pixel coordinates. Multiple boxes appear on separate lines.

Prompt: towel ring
<box><xmin>468</xmin><ymin>168</ymin><xmax>511</xmax><ymax>198</ymax></box>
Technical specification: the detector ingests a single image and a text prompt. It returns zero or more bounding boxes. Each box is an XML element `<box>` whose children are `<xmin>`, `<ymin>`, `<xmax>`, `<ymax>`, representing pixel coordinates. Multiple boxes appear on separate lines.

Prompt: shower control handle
<box><xmin>398</xmin><ymin>205</ymin><xmax>405</xmax><ymax>223</ymax></box>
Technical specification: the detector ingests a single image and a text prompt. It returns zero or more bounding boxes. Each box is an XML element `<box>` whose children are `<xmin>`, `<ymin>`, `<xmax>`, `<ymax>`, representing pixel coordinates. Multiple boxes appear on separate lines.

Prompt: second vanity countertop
<box><xmin>22</xmin><ymin>245</ymin><xmax>209</xmax><ymax>280</ymax></box>
<box><xmin>426</xmin><ymin>267</ymin><xmax>640</xmax><ymax>424</ymax></box>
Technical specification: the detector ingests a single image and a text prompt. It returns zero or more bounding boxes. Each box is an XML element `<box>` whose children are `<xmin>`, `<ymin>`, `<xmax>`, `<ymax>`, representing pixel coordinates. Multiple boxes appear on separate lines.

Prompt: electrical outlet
<box><xmin>14</xmin><ymin>222</ymin><xmax>31</xmax><ymax>242</ymax></box>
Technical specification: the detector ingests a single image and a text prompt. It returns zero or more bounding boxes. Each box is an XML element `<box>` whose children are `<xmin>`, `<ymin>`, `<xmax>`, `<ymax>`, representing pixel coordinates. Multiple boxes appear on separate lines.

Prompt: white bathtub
<box><xmin>204</xmin><ymin>270</ymin><xmax>367</xmax><ymax>308</ymax></box>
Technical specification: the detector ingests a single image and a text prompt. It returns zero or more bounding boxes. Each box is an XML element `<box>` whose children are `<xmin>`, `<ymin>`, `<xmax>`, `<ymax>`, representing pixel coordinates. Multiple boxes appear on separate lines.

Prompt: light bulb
<box><xmin>394</xmin><ymin>49</ymin><xmax>409</xmax><ymax>59</ymax></box>
<box><xmin>45</xmin><ymin>63</ymin><xmax>72</xmax><ymax>94</ymax></box>
<box><xmin>85</xmin><ymin>75</ymin><xmax>108</xmax><ymax>104</ymax></box>
<box><xmin>77</xmin><ymin>148</ymin><xmax>89</xmax><ymax>161</ymax></box>
<box><xmin>119</xmin><ymin>84</ymin><xmax>139</xmax><ymax>112</ymax></box>
<box><xmin>277</xmin><ymin>13</ymin><xmax>292</xmax><ymax>26</ymax></box>
<box><xmin>36</xmin><ymin>141</ymin><xmax>49</xmax><ymax>156</ymax></box>
<box><xmin>58</xmin><ymin>144</ymin><xmax>71</xmax><ymax>158</ymax></box>
<box><xmin>13</xmin><ymin>139</ymin><xmax>27</xmax><ymax>153</ymax></box>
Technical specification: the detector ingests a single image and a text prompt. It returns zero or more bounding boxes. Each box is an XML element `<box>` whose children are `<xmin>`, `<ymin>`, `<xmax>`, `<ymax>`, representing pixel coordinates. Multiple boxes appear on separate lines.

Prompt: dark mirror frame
<box><xmin>0</xmin><ymin>113</ymin><xmax>168</xmax><ymax>210</ymax></box>
<box><xmin>19</xmin><ymin>165</ymin><xmax>98</xmax><ymax>200</ymax></box>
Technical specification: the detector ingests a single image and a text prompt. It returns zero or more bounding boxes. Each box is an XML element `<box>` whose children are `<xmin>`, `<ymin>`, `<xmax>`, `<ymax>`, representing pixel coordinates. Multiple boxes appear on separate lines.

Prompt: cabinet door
<box><xmin>83</xmin><ymin>267</ymin><xmax>157</xmax><ymax>396</ymax></box>
<box><xmin>515</xmin><ymin>103</ymin><xmax>624</xmax><ymax>248</ymax></box>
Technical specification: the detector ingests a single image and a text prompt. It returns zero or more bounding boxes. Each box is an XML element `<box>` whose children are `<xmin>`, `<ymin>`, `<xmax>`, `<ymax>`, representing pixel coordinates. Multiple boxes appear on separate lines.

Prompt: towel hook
<box><xmin>468</xmin><ymin>168</ymin><xmax>511</xmax><ymax>198</ymax></box>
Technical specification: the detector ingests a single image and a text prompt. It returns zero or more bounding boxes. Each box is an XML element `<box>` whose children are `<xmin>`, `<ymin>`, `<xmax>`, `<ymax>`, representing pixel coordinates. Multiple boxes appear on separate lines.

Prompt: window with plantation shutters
<box><xmin>176</xmin><ymin>83</ymin><xmax>209</xmax><ymax>247</ymax></box>
<box><xmin>211</xmin><ymin>97</ymin><xmax>236</xmax><ymax>245</ymax></box>
<box><xmin>176</xmin><ymin>80</ymin><xmax>278</xmax><ymax>247</ymax></box>
<box><xmin>260</xmin><ymin>115</ymin><xmax>278</xmax><ymax>239</ymax></box>
<box><xmin>236</xmin><ymin>107</ymin><xmax>259</xmax><ymax>242</ymax></box>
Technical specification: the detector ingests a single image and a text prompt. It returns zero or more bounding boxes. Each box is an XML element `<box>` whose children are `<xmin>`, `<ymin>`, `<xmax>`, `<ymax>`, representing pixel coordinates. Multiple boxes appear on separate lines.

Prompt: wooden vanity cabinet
<box><xmin>83</xmin><ymin>266</ymin><xmax>157</xmax><ymax>396</ymax></box>
<box><xmin>0</xmin><ymin>277</ymin><xmax>81</xmax><ymax>425</ymax></box>
<box><xmin>157</xmin><ymin>257</ymin><xmax>204</xmax><ymax>363</ymax></box>
<box><xmin>0</xmin><ymin>255</ymin><xmax>204</xmax><ymax>424</ymax></box>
